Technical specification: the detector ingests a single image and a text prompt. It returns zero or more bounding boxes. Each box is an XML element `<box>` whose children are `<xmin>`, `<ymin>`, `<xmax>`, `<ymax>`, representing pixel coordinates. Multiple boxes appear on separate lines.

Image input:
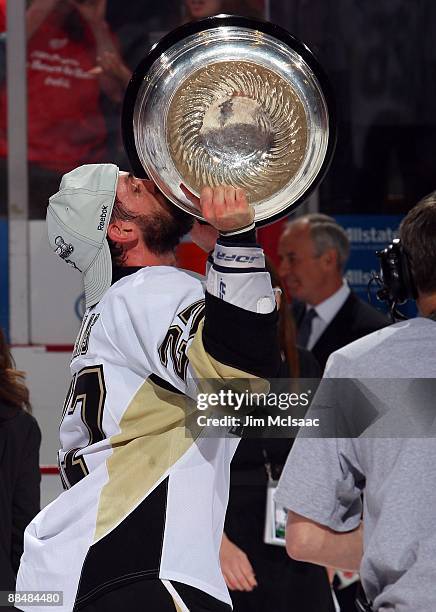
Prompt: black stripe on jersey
<box><xmin>75</xmin><ymin>578</ymin><xmax>177</xmax><ymax>611</ymax></box>
<box><xmin>212</xmin><ymin>264</ymin><xmax>265</xmax><ymax>274</ymax></box>
<box><xmin>74</xmin><ymin>477</ymin><xmax>169</xmax><ymax>609</ymax></box>
<box><xmin>75</xmin><ymin>578</ymin><xmax>232</xmax><ymax>611</ymax></box>
<box><xmin>203</xmin><ymin>292</ymin><xmax>281</xmax><ymax>379</ymax></box>
<box><xmin>148</xmin><ymin>373</ymin><xmax>183</xmax><ymax>395</ymax></box>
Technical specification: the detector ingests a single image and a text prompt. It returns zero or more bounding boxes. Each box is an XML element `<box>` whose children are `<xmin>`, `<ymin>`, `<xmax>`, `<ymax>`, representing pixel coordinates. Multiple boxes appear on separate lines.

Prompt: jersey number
<box><xmin>59</xmin><ymin>365</ymin><xmax>106</xmax><ymax>489</ymax></box>
<box><xmin>158</xmin><ymin>299</ymin><xmax>205</xmax><ymax>382</ymax></box>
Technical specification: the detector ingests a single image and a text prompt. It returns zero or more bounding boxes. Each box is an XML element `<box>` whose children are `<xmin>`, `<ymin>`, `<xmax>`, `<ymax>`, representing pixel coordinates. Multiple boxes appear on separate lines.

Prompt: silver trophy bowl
<box><xmin>122</xmin><ymin>15</ymin><xmax>336</xmax><ymax>226</ymax></box>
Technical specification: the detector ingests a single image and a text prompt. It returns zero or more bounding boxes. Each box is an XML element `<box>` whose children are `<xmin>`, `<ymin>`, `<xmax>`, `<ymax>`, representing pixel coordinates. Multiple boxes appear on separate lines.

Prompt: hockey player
<box><xmin>16</xmin><ymin>165</ymin><xmax>280</xmax><ymax>611</ymax></box>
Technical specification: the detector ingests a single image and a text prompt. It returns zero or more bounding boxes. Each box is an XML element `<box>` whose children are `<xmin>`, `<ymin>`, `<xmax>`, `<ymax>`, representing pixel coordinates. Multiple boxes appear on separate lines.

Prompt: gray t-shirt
<box><xmin>275</xmin><ymin>317</ymin><xmax>436</xmax><ymax>612</ymax></box>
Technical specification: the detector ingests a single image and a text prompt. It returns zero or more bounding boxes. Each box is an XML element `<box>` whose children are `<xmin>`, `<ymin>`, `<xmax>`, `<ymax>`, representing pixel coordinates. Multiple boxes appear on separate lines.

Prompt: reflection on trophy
<box><xmin>122</xmin><ymin>15</ymin><xmax>336</xmax><ymax>226</ymax></box>
<box><xmin>168</xmin><ymin>60</ymin><xmax>308</xmax><ymax>204</ymax></box>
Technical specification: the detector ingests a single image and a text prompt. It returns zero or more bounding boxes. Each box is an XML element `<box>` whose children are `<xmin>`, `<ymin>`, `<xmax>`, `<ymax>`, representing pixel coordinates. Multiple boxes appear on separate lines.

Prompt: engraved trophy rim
<box><xmin>122</xmin><ymin>14</ymin><xmax>337</xmax><ymax>227</ymax></box>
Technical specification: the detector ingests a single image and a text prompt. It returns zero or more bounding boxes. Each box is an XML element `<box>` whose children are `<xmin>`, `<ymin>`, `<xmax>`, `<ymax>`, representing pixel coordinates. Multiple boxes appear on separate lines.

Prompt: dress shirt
<box><xmin>306</xmin><ymin>281</ymin><xmax>351</xmax><ymax>350</ymax></box>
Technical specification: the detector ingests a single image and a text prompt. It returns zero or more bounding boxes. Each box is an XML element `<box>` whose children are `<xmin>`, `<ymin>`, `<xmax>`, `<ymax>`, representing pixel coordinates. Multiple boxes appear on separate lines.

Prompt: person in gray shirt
<box><xmin>275</xmin><ymin>192</ymin><xmax>436</xmax><ymax>612</ymax></box>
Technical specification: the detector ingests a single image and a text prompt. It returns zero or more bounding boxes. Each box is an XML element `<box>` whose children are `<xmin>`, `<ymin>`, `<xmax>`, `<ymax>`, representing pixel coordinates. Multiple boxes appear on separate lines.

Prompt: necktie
<box><xmin>297</xmin><ymin>308</ymin><xmax>317</xmax><ymax>348</ymax></box>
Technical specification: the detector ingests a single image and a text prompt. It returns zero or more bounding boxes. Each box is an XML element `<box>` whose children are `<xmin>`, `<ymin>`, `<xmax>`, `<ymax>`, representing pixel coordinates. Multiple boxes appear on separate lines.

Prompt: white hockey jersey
<box><xmin>16</xmin><ymin>240</ymin><xmax>279</xmax><ymax>611</ymax></box>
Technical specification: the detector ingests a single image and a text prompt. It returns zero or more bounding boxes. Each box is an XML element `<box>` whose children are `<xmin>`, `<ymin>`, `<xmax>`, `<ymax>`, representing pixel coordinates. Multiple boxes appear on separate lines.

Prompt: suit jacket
<box><xmin>229</xmin><ymin>348</ymin><xmax>321</xmax><ymax>478</ymax></box>
<box><xmin>0</xmin><ymin>404</ymin><xmax>41</xmax><ymax>591</ymax></box>
<box><xmin>293</xmin><ymin>291</ymin><xmax>390</xmax><ymax>371</ymax></box>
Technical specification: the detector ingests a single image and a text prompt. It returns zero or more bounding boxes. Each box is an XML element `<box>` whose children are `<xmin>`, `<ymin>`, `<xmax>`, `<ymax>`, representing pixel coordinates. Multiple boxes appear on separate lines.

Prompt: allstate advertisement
<box><xmin>336</xmin><ymin>215</ymin><xmax>401</xmax><ymax>296</ymax></box>
<box><xmin>336</xmin><ymin>214</ymin><xmax>416</xmax><ymax>317</ymax></box>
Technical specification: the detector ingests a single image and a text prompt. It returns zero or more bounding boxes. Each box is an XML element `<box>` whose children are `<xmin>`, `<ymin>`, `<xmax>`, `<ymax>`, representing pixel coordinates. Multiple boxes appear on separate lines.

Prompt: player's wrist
<box><xmin>219</xmin><ymin>221</ymin><xmax>256</xmax><ymax>237</ymax></box>
<box><xmin>218</xmin><ymin>225</ymin><xmax>257</xmax><ymax>245</ymax></box>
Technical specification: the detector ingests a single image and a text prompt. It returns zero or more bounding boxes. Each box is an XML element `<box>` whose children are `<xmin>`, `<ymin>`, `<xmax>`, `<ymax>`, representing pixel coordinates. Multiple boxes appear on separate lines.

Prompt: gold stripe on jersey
<box><xmin>94</xmin><ymin>321</ymin><xmax>268</xmax><ymax>541</ymax></box>
<box><xmin>162</xmin><ymin>580</ymin><xmax>185</xmax><ymax>612</ymax></box>
<box><xmin>187</xmin><ymin>321</ymin><xmax>269</xmax><ymax>398</ymax></box>
<box><xmin>94</xmin><ymin>377</ymin><xmax>197</xmax><ymax>542</ymax></box>
<box><xmin>172</xmin><ymin>599</ymin><xmax>183</xmax><ymax>612</ymax></box>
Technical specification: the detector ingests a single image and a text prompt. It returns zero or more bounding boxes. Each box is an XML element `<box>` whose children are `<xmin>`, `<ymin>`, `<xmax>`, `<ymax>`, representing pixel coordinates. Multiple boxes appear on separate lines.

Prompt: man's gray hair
<box><xmin>287</xmin><ymin>213</ymin><xmax>350</xmax><ymax>272</ymax></box>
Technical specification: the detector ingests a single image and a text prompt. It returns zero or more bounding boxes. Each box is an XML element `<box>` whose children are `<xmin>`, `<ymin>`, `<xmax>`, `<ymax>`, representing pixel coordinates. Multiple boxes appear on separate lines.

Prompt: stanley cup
<box><xmin>122</xmin><ymin>15</ymin><xmax>336</xmax><ymax>226</ymax></box>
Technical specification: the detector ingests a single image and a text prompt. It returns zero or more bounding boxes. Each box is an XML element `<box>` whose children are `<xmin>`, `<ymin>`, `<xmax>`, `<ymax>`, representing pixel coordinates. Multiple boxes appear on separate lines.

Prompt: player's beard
<box><xmin>134</xmin><ymin>198</ymin><xmax>194</xmax><ymax>255</ymax></box>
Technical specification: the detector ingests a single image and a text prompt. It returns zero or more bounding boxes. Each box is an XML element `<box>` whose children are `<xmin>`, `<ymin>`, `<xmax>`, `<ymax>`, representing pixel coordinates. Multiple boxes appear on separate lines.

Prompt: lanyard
<box><xmin>262</xmin><ymin>448</ymin><xmax>274</xmax><ymax>482</ymax></box>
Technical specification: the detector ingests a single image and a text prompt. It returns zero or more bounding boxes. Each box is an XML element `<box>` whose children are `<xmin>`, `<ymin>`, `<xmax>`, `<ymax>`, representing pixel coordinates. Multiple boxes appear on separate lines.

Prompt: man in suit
<box><xmin>278</xmin><ymin>213</ymin><xmax>388</xmax><ymax>611</ymax></box>
<box><xmin>278</xmin><ymin>213</ymin><xmax>389</xmax><ymax>371</ymax></box>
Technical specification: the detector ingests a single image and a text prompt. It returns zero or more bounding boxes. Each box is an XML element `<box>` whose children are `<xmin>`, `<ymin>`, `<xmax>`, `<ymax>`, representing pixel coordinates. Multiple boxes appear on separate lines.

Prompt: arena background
<box><xmin>1</xmin><ymin>0</ymin><xmax>433</xmax><ymax>504</ymax></box>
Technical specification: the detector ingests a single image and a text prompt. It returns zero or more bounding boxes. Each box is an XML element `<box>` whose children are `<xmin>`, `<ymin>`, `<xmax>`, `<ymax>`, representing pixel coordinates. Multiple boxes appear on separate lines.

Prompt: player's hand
<box><xmin>220</xmin><ymin>533</ymin><xmax>258</xmax><ymax>592</ymax></box>
<box><xmin>181</xmin><ymin>184</ymin><xmax>254</xmax><ymax>233</ymax></box>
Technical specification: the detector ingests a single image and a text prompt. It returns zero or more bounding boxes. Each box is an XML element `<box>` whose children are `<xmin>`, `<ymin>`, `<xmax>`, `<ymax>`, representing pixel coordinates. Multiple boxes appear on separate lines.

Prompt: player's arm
<box><xmin>188</xmin><ymin>185</ymin><xmax>280</xmax><ymax>380</ymax></box>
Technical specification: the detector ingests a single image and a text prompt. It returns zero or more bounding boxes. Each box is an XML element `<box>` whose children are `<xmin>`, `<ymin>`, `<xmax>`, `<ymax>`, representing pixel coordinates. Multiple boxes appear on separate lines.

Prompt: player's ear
<box><xmin>107</xmin><ymin>220</ymin><xmax>139</xmax><ymax>244</ymax></box>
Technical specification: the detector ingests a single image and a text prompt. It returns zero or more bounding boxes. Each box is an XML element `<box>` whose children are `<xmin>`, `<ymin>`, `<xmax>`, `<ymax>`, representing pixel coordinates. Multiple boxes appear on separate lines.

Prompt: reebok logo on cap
<box><xmin>98</xmin><ymin>205</ymin><xmax>109</xmax><ymax>231</ymax></box>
